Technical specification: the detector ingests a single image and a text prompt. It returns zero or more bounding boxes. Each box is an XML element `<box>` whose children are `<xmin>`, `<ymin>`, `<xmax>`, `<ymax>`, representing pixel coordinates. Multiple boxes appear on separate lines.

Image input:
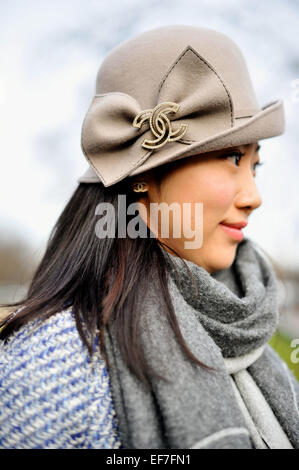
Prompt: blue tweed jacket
<box><xmin>0</xmin><ymin>306</ymin><xmax>123</xmax><ymax>449</ymax></box>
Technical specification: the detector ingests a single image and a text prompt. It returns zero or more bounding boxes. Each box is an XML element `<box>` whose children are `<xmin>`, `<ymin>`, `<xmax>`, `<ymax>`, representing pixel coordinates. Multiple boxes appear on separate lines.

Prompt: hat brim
<box><xmin>78</xmin><ymin>99</ymin><xmax>285</xmax><ymax>184</ymax></box>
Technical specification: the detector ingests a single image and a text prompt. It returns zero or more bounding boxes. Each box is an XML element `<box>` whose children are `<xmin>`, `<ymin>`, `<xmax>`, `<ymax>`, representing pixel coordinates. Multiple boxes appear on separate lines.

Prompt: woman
<box><xmin>0</xmin><ymin>25</ymin><xmax>298</xmax><ymax>449</ymax></box>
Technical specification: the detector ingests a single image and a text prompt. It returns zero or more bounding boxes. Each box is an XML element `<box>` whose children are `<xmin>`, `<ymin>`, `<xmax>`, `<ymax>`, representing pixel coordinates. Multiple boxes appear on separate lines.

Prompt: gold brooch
<box><xmin>132</xmin><ymin>101</ymin><xmax>188</xmax><ymax>150</ymax></box>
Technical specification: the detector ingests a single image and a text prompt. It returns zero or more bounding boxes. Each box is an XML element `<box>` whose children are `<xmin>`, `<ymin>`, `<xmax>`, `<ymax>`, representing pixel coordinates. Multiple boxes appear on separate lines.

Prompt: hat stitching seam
<box><xmin>158</xmin><ymin>45</ymin><xmax>234</xmax><ymax>128</ymax></box>
<box><xmin>177</xmin><ymin>138</ymin><xmax>196</xmax><ymax>144</ymax></box>
<box><xmin>172</xmin><ymin>100</ymin><xmax>282</xmax><ymax>160</ymax></box>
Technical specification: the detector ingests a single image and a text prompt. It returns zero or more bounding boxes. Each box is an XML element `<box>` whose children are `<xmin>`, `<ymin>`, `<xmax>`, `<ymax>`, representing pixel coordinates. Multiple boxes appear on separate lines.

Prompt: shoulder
<box><xmin>0</xmin><ymin>306</ymin><xmax>88</xmax><ymax>369</ymax></box>
<box><xmin>0</xmin><ymin>307</ymin><xmax>122</xmax><ymax>449</ymax></box>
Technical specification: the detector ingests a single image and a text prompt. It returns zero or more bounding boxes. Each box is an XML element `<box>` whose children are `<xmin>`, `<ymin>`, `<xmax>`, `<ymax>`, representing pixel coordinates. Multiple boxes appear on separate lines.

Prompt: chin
<box><xmin>207</xmin><ymin>248</ymin><xmax>237</xmax><ymax>273</ymax></box>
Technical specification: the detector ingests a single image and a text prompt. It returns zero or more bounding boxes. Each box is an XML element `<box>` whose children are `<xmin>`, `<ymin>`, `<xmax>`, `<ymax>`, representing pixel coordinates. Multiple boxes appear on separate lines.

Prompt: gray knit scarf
<box><xmin>103</xmin><ymin>237</ymin><xmax>299</xmax><ymax>449</ymax></box>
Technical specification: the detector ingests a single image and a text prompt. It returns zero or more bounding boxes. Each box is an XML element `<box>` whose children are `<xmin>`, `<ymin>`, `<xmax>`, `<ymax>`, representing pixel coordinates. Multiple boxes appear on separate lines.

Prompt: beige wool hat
<box><xmin>78</xmin><ymin>24</ymin><xmax>285</xmax><ymax>187</ymax></box>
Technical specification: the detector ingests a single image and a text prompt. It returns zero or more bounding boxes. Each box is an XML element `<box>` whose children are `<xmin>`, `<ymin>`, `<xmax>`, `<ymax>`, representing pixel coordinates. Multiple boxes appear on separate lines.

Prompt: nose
<box><xmin>234</xmin><ymin>167</ymin><xmax>263</xmax><ymax>213</ymax></box>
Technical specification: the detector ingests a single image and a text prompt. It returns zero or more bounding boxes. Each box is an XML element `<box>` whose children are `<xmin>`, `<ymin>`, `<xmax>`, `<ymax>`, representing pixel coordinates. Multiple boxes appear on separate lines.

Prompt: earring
<box><xmin>132</xmin><ymin>181</ymin><xmax>148</xmax><ymax>193</ymax></box>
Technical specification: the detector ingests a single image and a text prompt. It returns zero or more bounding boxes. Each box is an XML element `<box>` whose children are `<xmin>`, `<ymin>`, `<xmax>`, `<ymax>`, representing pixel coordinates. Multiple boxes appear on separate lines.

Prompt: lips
<box><xmin>219</xmin><ymin>221</ymin><xmax>247</xmax><ymax>241</ymax></box>
<box><xmin>220</xmin><ymin>221</ymin><xmax>248</xmax><ymax>229</ymax></box>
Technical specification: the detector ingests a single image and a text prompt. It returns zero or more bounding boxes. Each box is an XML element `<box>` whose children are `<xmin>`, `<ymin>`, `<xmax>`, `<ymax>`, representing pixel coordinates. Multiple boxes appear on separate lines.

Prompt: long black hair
<box><xmin>0</xmin><ymin>171</ymin><xmax>219</xmax><ymax>389</ymax></box>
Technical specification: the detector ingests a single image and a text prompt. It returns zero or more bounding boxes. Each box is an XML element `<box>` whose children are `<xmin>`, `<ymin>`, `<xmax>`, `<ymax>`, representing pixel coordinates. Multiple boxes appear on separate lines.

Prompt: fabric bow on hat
<box><xmin>80</xmin><ymin>46</ymin><xmax>235</xmax><ymax>187</ymax></box>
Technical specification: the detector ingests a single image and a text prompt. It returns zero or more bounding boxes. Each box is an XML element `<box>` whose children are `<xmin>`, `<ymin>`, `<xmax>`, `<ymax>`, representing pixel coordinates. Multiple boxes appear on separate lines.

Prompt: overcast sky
<box><xmin>0</xmin><ymin>0</ymin><xmax>298</xmax><ymax>271</ymax></box>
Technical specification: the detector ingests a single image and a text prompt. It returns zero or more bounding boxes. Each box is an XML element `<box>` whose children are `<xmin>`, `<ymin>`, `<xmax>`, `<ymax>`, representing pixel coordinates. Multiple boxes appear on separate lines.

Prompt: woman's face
<box><xmin>135</xmin><ymin>142</ymin><xmax>262</xmax><ymax>273</ymax></box>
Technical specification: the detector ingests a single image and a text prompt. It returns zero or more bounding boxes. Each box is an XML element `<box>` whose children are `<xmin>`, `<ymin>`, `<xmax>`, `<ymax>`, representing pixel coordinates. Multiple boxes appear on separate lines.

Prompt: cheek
<box><xmin>153</xmin><ymin>166</ymin><xmax>235</xmax><ymax>231</ymax></box>
<box><xmin>203</xmin><ymin>174</ymin><xmax>235</xmax><ymax>212</ymax></box>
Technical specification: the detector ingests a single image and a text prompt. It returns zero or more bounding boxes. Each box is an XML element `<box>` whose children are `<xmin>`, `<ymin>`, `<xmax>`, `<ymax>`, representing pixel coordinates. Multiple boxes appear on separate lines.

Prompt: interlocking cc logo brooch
<box><xmin>132</xmin><ymin>101</ymin><xmax>188</xmax><ymax>150</ymax></box>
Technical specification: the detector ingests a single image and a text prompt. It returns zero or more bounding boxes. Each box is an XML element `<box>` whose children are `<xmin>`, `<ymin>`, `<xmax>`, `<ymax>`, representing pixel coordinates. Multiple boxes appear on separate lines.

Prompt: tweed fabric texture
<box><xmin>0</xmin><ymin>306</ymin><xmax>122</xmax><ymax>449</ymax></box>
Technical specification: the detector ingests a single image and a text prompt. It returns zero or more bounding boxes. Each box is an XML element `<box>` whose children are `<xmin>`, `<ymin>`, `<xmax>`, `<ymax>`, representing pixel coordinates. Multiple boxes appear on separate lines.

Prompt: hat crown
<box><xmin>95</xmin><ymin>24</ymin><xmax>259</xmax><ymax>118</ymax></box>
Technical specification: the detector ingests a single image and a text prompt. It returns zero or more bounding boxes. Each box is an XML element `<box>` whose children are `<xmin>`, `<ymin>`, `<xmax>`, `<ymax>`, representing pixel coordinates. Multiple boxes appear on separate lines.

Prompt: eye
<box><xmin>220</xmin><ymin>151</ymin><xmax>245</xmax><ymax>167</ymax></box>
<box><xmin>253</xmin><ymin>161</ymin><xmax>264</xmax><ymax>172</ymax></box>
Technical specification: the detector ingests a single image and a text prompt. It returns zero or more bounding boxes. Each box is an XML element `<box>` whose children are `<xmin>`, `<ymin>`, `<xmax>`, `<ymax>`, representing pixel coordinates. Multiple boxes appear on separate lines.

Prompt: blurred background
<box><xmin>0</xmin><ymin>0</ymin><xmax>298</xmax><ymax>378</ymax></box>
